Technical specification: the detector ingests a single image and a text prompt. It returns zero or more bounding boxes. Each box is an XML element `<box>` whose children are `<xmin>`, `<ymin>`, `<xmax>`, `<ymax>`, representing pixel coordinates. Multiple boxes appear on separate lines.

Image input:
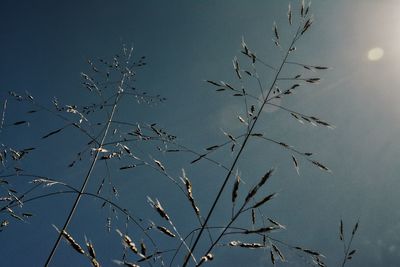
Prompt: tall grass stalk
<box><xmin>44</xmin><ymin>90</ymin><xmax>123</xmax><ymax>266</ymax></box>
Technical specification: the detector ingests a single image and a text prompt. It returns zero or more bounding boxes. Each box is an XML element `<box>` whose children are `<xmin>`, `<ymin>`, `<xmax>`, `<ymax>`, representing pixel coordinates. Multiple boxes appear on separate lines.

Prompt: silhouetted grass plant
<box><xmin>0</xmin><ymin>1</ymin><xmax>359</xmax><ymax>266</ymax></box>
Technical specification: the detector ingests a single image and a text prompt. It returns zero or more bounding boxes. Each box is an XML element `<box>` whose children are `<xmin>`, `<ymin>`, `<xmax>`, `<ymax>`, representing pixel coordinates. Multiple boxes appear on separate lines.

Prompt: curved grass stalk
<box><xmin>4</xmin><ymin>188</ymin><xmax>159</xmax><ymax>249</ymax></box>
<box><xmin>44</xmin><ymin>83</ymin><xmax>124</xmax><ymax>266</ymax></box>
<box><xmin>182</xmin><ymin>22</ymin><xmax>304</xmax><ymax>267</ymax></box>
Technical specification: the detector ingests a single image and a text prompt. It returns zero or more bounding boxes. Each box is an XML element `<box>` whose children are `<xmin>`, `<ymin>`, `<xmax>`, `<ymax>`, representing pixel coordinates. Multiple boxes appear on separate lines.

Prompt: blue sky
<box><xmin>1</xmin><ymin>0</ymin><xmax>400</xmax><ymax>266</ymax></box>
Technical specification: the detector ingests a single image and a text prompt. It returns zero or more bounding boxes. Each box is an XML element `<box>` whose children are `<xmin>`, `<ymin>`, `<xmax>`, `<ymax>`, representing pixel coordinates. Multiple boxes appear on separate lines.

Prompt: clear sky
<box><xmin>1</xmin><ymin>0</ymin><xmax>400</xmax><ymax>266</ymax></box>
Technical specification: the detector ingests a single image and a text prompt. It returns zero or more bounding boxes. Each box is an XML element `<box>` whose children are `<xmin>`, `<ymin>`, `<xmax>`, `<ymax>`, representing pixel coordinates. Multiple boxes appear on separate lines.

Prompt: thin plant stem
<box><xmin>182</xmin><ymin>25</ymin><xmax>300</xmax><ymax>267</ymax></box>
<box><xmin>341</xmin><ymin>220</ymin><xmax>359</xmax><ymax>267</ymax></box>
<box><xmin>44</xmin><ymin>87</ymin><xmax>124</xmax><ymax>266</ymax></box>
<box><xmin>0</xmin><ymin>99</ymin><xmax>7</xmax><ymax>134</ymax></box>
<box><xmin>5</xmin><ymin>189</ymin><xmax>159</xmax><ymax>248</ymax></box>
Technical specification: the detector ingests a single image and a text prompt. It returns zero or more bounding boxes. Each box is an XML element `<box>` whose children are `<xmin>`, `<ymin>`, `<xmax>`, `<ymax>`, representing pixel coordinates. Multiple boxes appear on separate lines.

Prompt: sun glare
<box><xmin>367</xmin><ymin>47</ymin><xmax>384</xmax><ymax>61</ymax></box>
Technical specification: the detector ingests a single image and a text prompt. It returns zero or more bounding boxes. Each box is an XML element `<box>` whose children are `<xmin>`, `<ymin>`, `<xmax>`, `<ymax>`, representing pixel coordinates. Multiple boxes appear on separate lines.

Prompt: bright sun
<box><xmin>367</xmin><ymin>47</ymin><xmax>384</xmax><ymax>61</ymax></box>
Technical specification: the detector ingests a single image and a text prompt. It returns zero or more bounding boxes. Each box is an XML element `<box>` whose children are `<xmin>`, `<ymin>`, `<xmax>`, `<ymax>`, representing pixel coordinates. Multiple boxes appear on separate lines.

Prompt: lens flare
<box><xmin>367</xmin><ymin>47</ymin><xmax>384</xmax><ymax>61</ymax></box>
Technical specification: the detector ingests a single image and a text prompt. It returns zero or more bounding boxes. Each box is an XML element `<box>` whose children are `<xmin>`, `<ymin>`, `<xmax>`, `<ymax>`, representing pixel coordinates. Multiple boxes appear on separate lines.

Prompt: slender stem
<box><xmin>173</xmin><ymin>225</ymin><xmax>300</xmax><ymax>267</ymax></box>
<box><xmin>341</xmin><ymin>227</ymin><xmax>357</xmax><ymax>267</ymax></box>
<box><xmin>182</xmin><ymin>29</ymin><xmax>299</xmax><ymax>267</ymax></box>
<box><xmin>255</xmin><ymin>58</ymin><xmax>276</xmax><ymax>71</ymax></box>
<box><xmin>195</xmin><ymin>200</ymin><xmax>248</xmax><ymax>266</ymax></box>
<box><xmin>6</xmin><ymin>188</ymin><xmax>158</xmax><ymax>248</ymax></box>
<box><xmin>44</xmin><ymin>90</ymin><xmax>123</xmax><ymax>266</ymax></box>
<box><xmin>0</xmin><ymin>99</ymin><xmax>7</xmax><ymax>134</ymax></box>
<box><xmin>253</xmin><ymin>65</ymin><xmax>265</xmax><ymax>100</ymax></box>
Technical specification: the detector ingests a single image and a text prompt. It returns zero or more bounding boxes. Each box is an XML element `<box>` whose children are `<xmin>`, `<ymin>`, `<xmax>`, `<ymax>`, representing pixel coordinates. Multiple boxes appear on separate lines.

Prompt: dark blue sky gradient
<box><xmin>1</xmin><ymin>0</ymin><xmax>400</xmax><ymax>266</ymax></box>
